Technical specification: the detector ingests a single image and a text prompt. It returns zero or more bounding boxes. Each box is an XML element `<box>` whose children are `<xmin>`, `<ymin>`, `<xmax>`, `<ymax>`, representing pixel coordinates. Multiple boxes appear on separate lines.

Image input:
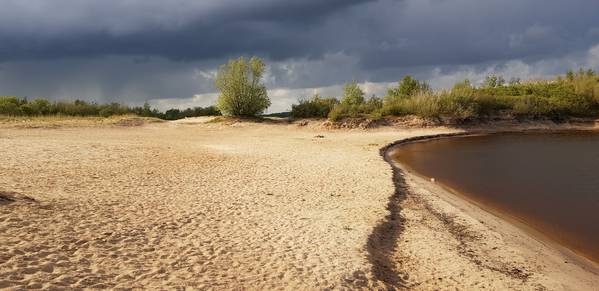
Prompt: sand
<box><xmin>0</xmin><ymin>117</ymin><xmax>597</xmax><ymax>290</ymax></box>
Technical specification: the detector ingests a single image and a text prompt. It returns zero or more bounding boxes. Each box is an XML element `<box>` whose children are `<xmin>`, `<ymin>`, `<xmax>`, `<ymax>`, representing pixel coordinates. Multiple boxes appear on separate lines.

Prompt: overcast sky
<box><xmin>1</xmin><ymin>0</ymin><xmax>599</xmax><ymax>112</ymax></box>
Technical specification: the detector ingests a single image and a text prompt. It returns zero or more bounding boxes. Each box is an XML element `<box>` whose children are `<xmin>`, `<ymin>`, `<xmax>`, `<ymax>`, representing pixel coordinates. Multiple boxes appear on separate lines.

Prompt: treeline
<box><xmin>0</xmin><ymin>97</ymin><xmax>220</xmax><ymax>120</ymax></box>
<box><xmin>291</xmin><ymin>69</ymin><xmax>599</xmax><ymax>122</ymax></box>
<box><xmin>3</xmin><ymin>56</ymin><xmax>598</xmax><ymax>124</ymax></box>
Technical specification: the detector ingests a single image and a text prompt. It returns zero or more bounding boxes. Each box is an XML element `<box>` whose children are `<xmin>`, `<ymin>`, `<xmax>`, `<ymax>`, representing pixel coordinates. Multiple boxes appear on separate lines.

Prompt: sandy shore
<box><xmin>1</xmin><ymin>117</ymin><xmax>598</xmax><ymax>289</ymax></box>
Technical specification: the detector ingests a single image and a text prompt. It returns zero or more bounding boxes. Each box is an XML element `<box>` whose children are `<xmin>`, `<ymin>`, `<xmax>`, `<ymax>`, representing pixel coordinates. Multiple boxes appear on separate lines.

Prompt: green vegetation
<box><xmin>3</xmin><ymin>55</ymin><xmax>598</xmax><ymax>125</ymax></box>
<box><xmin>291</xmin><ymin>94</ymin><xmax>338</xmax><ymax>118</ymax></box>
<box><xmin>324</xmin><ymin>81</ymin><xmax>383</xmax><ymax>121</ymax></box>
<box><xmin>0</xmin><ymin>97</ymin><xmax>220</xmax><ymax>120</ymax></box>
<box><xmin>387</xmin><ymin>75</ymin><xmax>431</xmax><ymax>98</ymax></box>
<box><xmin>215</xmin><ymin>56</ymin><xmax>270</xmax><ymax>117</ymax></box>
<box><xmin>291</xmin><ymin>69</ymin><xmax>599</xmax><ymax>123</ymax></box>
<box><xmin>158</xmin><ymin>105</ymin><xmax>220</xmax><ymax>120</ymax></box>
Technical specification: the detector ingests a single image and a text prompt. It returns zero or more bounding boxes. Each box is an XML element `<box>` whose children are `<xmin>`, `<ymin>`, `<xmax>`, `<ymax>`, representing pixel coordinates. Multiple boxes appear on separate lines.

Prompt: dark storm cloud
<box><xmin>357</xmin><ymin>0</ymin><xmax>599</xmax><ymax>69</ymax></box>
<box><xmin>0</xmin><ymin>0</ymin><xmax>599</xmax><ymax>107</ymax></box>
<box><xmin>1</xmin><ymin>0</ymin><xmax>597</xmax><ymax>68</ymax></box>
<box><xmin>0</xmin><ymin>0</ymin><xmax>374</xmax><ymax>62</ymax></box>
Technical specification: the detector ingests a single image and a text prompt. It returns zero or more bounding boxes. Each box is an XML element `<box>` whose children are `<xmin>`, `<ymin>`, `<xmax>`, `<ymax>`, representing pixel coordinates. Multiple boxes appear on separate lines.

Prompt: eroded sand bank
<box><xmin>0</xmin><ymin>118</ymin><xmax>597</xmax><ymax>289</ymax></box>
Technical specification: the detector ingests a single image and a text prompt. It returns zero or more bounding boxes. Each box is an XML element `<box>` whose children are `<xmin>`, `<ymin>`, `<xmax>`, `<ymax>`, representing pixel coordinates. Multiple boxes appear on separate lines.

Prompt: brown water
<box><xmin>391</xmin><ymin>131</ymin><xmax>599</xmax><ymax>263</ymax></box>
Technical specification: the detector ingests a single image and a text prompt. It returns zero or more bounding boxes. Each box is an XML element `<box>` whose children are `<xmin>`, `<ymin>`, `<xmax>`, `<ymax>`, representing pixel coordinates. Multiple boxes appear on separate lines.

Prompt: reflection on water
<box><xmin>391</xmin><ymin>131</ymin><xmax>599</xmax><ymax>263</ymax></box>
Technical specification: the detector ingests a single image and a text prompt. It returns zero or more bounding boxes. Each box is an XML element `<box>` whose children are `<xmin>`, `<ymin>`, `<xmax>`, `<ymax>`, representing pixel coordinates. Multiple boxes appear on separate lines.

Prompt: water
<box><xmin>390</xmin><ymin>131</ymin><xmax>599</xmax><ymax>263</ymax></box>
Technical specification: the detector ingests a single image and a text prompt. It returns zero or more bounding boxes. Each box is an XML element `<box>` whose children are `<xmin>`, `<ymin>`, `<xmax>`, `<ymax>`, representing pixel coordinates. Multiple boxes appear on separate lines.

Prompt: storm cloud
<box><xmin>1</xmin><ymin>0</ymin><xmax>599</xmax><ymax>112</ymax></box>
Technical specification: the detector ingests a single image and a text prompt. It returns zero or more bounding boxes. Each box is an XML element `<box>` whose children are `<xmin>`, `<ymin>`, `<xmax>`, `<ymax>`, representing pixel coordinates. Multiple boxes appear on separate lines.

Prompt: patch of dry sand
<box><xmin>0</xmin><ymin>118</ymin><xmax>597</xmax><ymax>289</ymax></box>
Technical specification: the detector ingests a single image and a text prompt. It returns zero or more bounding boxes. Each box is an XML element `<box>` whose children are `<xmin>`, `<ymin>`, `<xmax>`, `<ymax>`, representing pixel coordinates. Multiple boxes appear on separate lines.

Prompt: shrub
<box><xmin>436</xmin><ymin>93</ymin><xmax>479</xmax><ymax>122</ymax></box>
<box><xmin>135</xmin><ymin>105</ymin><xmax>221</xmax><ymax>120</ymax></box>
<box><xmin>0</xmin><ymin>96</ymin><xmax>23</xmax><ymax>115</ymax></box>
<box><xmin>291</xmin><ymin>94</ymin><xmax>338</xmax><ymax>118</ymax></box>
<box><xmin>341</xmin><ymin>81</ymin><xmax>365</xmax><ymax>106</ymax></box>
<box><xmin>308</xmin><ymin>68</ymin><xmax>599</xmax><ymax>123</ymax></box>
<box><xmin>387</xmin><ymin>76</ymin><xmax>431</xmax><ymax>98</ymax></box>
<box><xmin>512</xmin><ymin>96</ymin><xmax>556</xmax><ymax>119</ymax></box>
<box><xmin>98</xmin><ymin>102</ymin><xmax>130</xmax><ymax>117</ymax></box>
<box><xmin>327</xmin><ymin>81</ymin><xmax>380</xmax><ymax>121</ymax></box>
<box><xmin>327</xmin><ymin>98</ymin><xmax>383</xmax><ymax>121</ymax></box>
<box><xmin>31</xmin><ymin>98</ymin><xmax>51</xmax><ymax>115</ymax></box>
<box><xmin>215</xmin><ymin>56</ymin><xmax>270</xmax><ymax>117</ymax></box>
<box><xmin>473</xmin><ymin>95</ymin><xmax>513</xmax><ymax>116</ymax></box>
<box><xmin>452</xmin><ymin>79</ymin><xmax>474</xmax><ymax>93</ymax></box>
<box><xmin>19</xmin><ymin>103</ymin><xmax>37</xmax><ymax>115</ymax></box>
<box><xmin>483</xmin><ymin>74</ymin><xmax>506</xmax><ymax>88</ymax></box>
<box><xmin>0</xmin><ymin>96</ymin><xmax>221</xmax><ymax>120</ymax></box>
<box><xmin>327</xmin><ymin>104</ymin><xmax>349</xmax><ymax>122</ymax></box>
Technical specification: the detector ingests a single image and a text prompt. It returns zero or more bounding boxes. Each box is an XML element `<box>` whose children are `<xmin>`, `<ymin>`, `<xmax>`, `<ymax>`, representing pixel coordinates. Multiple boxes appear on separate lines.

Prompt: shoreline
<box><xmin>381</xmin><ymin>128</ymin><xmax>599</xmax><ymax>288</ymax></box>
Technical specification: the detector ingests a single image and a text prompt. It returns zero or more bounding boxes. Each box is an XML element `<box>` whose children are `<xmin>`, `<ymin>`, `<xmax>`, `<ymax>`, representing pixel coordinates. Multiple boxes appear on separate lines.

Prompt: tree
<box><xmin>141</xmin><ymin>101</ymin><xmax>152</xmax><ymax>117</ymax></box>
<box><xmin>388</xmin><ymin>75</ymin><xmax>431</xmax><ymax>98</ymax></box>
<box><xmin>484</xmin><ymin>74</ymin><xmax>505</xmax><ymax>88</ymax></box>
<box><xmin>31</xmin><ymin>98</ymin><xmax>51</xmax><ymax>115</ymax></box>
<box><xmin>0</xmin><ymin>96</ymin><xmax>23</xmax><ymax>115</ymax></box>
<box><xmin>341</xmin><ymin>81</ymin><xmax>365</xmax><ymax>105</ymax></box>
<box><xmin>215</xmin><ymin>56</ymin><xmax>270</xmax><ymax>116</ymax></box>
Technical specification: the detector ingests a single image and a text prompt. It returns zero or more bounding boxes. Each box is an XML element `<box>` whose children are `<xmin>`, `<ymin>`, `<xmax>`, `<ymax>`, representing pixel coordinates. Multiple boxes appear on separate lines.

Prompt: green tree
<box><xmin>215</xmin><ymin>56</ymin><xmax>270</xmax><ymax>116</ymax></box>
<box><xmin>484</xmin><ymin>74</ymin><xmax>505</xmax><ymax>88</ymax></box>
<box><xmin>31</xmin><ymin>98</ymin><xmax>51</xmax><ymax>115</ymax></box>
<box><xmin>142</xmin><ymin>101</ymin><xmax>153</xmax><ymax>117</ymax></box>
<box><xmin>0</xmin><ymin>96</ymin><xmax>23</xmax><ymax>115</ymax></box>
<box><xmin>341</xmin><ymin>81</ymin><xmax>365</xmax><ymax>105</ymax></box>
<box><xmin>388</xmin><ymin>75</ymin><xmax>431</xmax><ymax>98</ymax></box>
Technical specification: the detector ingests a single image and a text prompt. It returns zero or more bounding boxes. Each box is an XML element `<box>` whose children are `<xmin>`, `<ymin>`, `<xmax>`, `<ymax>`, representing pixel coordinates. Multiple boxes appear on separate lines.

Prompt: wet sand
<box><xmin>0</xmin><ymin>117</ymin><xmax>598</xmax><ymax>289</ymax></box>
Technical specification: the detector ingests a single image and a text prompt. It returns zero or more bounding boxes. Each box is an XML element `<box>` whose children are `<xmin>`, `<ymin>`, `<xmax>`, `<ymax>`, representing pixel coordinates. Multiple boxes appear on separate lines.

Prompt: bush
<box><xmin>215</xmin><ymin>56</ymin><xmax>270</xmax><ymax>117</ymax></box>
<box><xmin>378</xmin><ymin>69</ymin><xmax>599</xmax><ymax>122</ymax></box>
<box><xmin>0</xmin><ymin>96</ymin><xmax>221</xmax><ymax>120</ymax></box>
<box><xmin>327</xmin><ymin>96</ymin><xmax>383</xmax><ymax>121</ymax></box>
<box><xmin>323</xmin><ymin>81</ymin><xmax>386</xmax><ymax>121</ymax></box>
<box><xmin>341</xmin><ymin>81</ymin><xmax>365</xmax><ymax>106</ymax></box>
<box><xmin>291</xmin><ymin>94</ymin><xmax>338</xmax><ymax>118</ymax></box>
<box><xmin>0</xmin><ymin>96</ymin><xmax>23</xmax><ymax>115</ymax></box>
<box><xmin>31</xmin><ymin>98</ymin><xmax>51</xmax><ymax>115</ymax></box>
<box><xmin>387</xmin><ymin>76</ymin><xmax>431</xmax><ymax>98</ymax></box>
<box><xmin>98</xmin><ymin>102</ymin><xmax>130</xmax><ymax>117</ymax></box>
<box><xmin>484</xmin><ymin>74</ymin><xmax>505</xmax><ymax>88</ymax></box>
<box><xmin>512</xmin><ymin>96</ymin><xmax>557</xmax><ymax>119</ymax></box>
<box><xmin>327</xmin><ymin>104</ymin><xmax>349</xmax><ymax>122</ymax></box>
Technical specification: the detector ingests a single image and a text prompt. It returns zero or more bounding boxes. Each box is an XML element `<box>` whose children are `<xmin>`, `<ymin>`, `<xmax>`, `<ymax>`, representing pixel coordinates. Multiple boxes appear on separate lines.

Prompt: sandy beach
<box><xmin>1</xmin><ymin>117</ymin><xmax>598</xmax><ymax>290</ymax></box>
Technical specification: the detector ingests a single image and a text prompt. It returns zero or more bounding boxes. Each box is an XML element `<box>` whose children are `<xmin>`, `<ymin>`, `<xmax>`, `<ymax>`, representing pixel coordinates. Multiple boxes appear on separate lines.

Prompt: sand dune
<box><xmin>0</xmin><ymin>118</ymin><xmax>597</xmax><ymax>289</ymax></box>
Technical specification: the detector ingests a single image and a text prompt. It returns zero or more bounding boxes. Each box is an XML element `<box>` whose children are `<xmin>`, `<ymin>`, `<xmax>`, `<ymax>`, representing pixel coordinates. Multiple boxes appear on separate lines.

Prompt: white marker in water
<box><xmin>430</xmin><ymin>177</ymin><xmax>436</xmax><ymax>183</ymax></box>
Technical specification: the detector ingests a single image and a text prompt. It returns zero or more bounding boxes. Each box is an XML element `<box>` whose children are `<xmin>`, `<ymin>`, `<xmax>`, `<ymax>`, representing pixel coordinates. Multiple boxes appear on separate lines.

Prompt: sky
<box><xmin>1</xmin><ymin>0</ymin><xmax>599</xmax><ymax>112</ymax></box>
